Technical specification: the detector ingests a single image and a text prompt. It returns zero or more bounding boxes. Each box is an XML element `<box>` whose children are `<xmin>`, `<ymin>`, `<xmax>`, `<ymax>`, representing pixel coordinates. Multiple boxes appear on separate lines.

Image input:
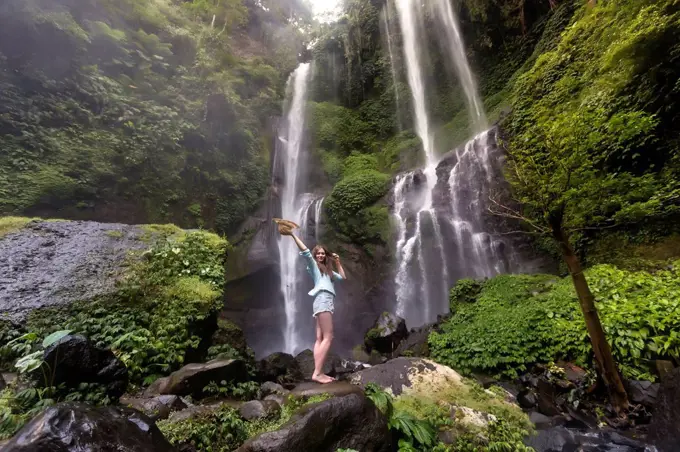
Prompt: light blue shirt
<box><xmin>299</xmin><ymin>249</ymin><xmax>344</xmax><ymax>297</ymax></box>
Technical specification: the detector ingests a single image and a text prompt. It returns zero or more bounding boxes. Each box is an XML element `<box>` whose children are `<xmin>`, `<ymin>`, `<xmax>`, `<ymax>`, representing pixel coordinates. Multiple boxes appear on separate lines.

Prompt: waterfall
<box><xmin>430</xmin><ymin>0</ymin><xmax>487</xmax><ymax>132</ymax></box>
<box><xmin>390</xmin><ymin>0</ymin><xmax>517</xmax><ymax>328</ymax></box>
<box><xmin>276</xmin><ymin>63</ymin><xmax>312</xmax><ymax>355</ymax></box>
<box><xmin>381</xmin><ymin>4</ymin><xmax>403</xmax><ymax>131</ymax></box>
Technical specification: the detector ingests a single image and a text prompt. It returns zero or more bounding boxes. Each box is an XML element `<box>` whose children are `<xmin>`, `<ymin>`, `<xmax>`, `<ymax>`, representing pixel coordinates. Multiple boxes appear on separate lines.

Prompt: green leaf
<box><xmin>42</xmin><ymin>330</ymin><xmax>73</xmax><ymax>348</ymax></box>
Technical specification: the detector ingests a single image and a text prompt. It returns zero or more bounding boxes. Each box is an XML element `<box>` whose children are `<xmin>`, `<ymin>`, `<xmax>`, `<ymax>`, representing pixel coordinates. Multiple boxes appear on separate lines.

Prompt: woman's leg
<box><xmin>312</xmin><ymin>312</ymin><xmax>334</xmax><ymax>384</ymax></box>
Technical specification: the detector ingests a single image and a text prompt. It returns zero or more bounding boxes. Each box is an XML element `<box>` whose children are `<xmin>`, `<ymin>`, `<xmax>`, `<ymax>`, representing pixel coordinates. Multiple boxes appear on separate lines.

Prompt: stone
<box><xmin>394</xmin><ymin>324</ymin><xmax>433</xmax><ymax>358</ymax></box>
<box><xmin>626</xmin><ymin>380</ymin><xmax>659</xmax><ymax>408</ymax></box>
<box><xmin>525</xmin><ymin>426</ymin><xmax>649</xmax><ymax>452</ymax></box>
<box><xmin>291</xmin><ymin>381</ymin><xmax>364</xmax><ymax>399</ymax></box>
<box><xmin>333</xmin><ymin>359</ymin><xmax>365</xmax><ymax>381</ymax></box>
<box><xmin>149</xmin><ymin>359</ymin><xmax>248</xmax><ymax>398</ymax></box>
<box><xmin>264</xmin><ymin>393</ymin><xmax>287</xmax><ymax>407</ymax></box>
<box><xmin>518</xmin><ymin>390</ymin><xmax>538</xmax><ymax>409</ymax></box>
<box><xmin>261</xmin><ymin>381</ymin><xmax>289</xmax><ymax>398</ymax></box>
<box><xmin>119</xmin><ymin>394</ymin><xmax>187</xmax><ymax>421</ymax></box>
<box><xmin>349</xmin><ymin>357</ymin><xmax>463</xmax><ymax>397</ymax></box>
<box><xmin>294</xmin><ymin>349</ymin><xmax>341</xmax><ymax>379</ymax></box>
<box><xmin>529</xmin><ymin>411</ymin><xmax>553</xmax><ymax>429</ymax></box>
<box><xmin>239</xmin><ymin>400</ymin><xmax>281</xmax><ymax>421</ymax></box>
<box><xmin>364</xmin><ymin>312</ymin><xmax>408</xmax><ymax>355</ymax></box>
<box><xmin>367</xmin><ymin>350</ymin><xmax>387</xmax><ymax>366</ymax></box>
<box><xmin>535</xmin><ymin>378</ymin><xmax>561</xmax><ymax>416</ymax></box>
<box><xmin>558</xmin><ymin>361</ymin><xmax>588</xmax><ymax>386</ymax></box>
<box><xmin>649</xmin><ymin>367</ymin><xmax>680</xmax><ymax>452</ymax></box>
<box><xmin>2</xmin><ymin>402</ymin><xmax>176</xmax><ymax>451</ymax></box>
<box><xmin>452</xmin><ymin>406</ymin><xmax>497</xmax><ymax>430</ymax></box>
<box><xmin>0</xmin><ymin>373</ymin><xmax>5</xmax><ymax>391</ymax></box>
<box><xmin>236</xmin><ymin>393</ymin><xmax>391</xmax><ymax>452</ymax></box>
<box><xmin>258</xmin><ymin>352</ymin><xmax>303</xmax><ymax>384</ymax></box>
<box><xmin>39</xmin><ymin>334</ymin><xmax>128</xmax><ymax>400</ymax></box>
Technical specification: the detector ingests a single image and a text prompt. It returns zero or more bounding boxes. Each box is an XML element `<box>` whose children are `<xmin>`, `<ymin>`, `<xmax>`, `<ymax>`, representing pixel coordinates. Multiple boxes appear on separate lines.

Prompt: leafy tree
<box><xmin>496</xmin><ymin>0</ymin><xmax>680</xmax><ymax>414</ymax></box>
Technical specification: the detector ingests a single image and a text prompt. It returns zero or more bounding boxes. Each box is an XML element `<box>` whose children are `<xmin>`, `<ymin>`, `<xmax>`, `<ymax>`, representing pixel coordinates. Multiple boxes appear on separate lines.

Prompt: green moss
<box><xmin>105</xmin><ymin>230</ymin><xmax>124</xmax><ymax>239</ymax></box>
<box><xmin>0</xmin><ymin>217</ymin><xmax>36</xmax><ymax>238</ymax></box>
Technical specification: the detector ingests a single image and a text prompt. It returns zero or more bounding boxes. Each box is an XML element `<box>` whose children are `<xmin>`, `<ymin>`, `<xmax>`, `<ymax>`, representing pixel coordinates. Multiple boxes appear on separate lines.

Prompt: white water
<box><xmin>277</xmin><ymin>63</ymin><xmax>312</xmax><ymax>354</ymax></box>
<box><xmin>391</xmin><ymin>0</ymin><xmax>515</xmax><ymax>327</ymax></box>
<box><xmin>382</xmin><ymin>3</ymin><xmax>403</xmax><ymax>131</ymax></box>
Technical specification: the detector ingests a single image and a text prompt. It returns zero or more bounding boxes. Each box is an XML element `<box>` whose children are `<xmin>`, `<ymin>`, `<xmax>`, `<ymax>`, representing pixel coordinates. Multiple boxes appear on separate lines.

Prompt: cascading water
<box><xmin>430</xmin><ymin>0</ymin><xmax>487</xmax><ymax>132</ymax></box>
<box><xmin>390</xmin><ymin>0</ymin><xmax>519</xmax><ymax>327</ymax></box>
<box><xmin>276</xmin><ymin>63</ymin><xmax>312</xmax><ymax>355</ymax></box>
<box><xmin>381</xmin><ymin>3</ymin><xmax>403</xmax><ymax>130</ymax></box>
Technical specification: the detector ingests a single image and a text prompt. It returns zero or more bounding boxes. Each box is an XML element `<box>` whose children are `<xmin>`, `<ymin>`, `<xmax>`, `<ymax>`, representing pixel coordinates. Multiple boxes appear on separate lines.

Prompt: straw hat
<box><xmin>273</xmin><ymin>218</ymin><xmax>299</xmax><ymax>236</ymax></box>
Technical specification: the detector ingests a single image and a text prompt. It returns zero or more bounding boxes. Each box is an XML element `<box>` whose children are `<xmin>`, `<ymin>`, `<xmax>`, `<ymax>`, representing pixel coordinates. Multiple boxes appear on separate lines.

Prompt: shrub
<box><xmin>430</xmin><ymin>263</ymin><xmax>680</xmax><ymax>380</ymax></box>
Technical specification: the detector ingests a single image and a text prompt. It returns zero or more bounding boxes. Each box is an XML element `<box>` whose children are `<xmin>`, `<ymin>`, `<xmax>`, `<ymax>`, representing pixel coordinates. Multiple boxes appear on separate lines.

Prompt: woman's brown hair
<box><xmin>311</xmin><ymin>245</ymin><xmax>335</xmax><ymax>280</ymax></box>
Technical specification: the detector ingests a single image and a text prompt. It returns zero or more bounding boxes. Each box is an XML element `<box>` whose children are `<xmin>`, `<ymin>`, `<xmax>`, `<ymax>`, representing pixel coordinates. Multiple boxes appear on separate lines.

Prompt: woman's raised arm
<box><xmin>289</xmin><ymin>232</ymin><xmax>308</xmax><ymax>252</ymax></box>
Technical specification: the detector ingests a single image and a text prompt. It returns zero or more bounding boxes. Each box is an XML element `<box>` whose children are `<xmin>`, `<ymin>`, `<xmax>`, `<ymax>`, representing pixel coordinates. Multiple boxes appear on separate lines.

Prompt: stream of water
<box><xmin>391</xmin><ymin>0</ymin><xmax>517</xmax><ymax>327</ymax></box>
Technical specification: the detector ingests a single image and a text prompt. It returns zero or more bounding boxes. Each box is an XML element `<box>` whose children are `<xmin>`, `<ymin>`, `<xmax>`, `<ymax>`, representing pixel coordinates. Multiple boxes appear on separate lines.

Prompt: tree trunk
<box><xmin>551</xmin><ymin>224</ymin><xmax>629</xmax><ymax>415</ymax></box>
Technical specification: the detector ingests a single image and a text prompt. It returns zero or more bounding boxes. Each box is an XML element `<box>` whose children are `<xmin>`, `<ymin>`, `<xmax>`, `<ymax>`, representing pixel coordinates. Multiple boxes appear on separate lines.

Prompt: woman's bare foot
<box><xmin>312</xmin><ymin>373</ymin><xmax>335</xmax><ymax>384</ymax></box>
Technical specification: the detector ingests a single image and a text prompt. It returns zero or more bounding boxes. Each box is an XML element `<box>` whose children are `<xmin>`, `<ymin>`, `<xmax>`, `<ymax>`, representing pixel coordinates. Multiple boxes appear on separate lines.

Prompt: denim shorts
<box><xmin>313</xmin><ymin>290</ymin><xmax>335</xmax><ymax>317</ymax></box>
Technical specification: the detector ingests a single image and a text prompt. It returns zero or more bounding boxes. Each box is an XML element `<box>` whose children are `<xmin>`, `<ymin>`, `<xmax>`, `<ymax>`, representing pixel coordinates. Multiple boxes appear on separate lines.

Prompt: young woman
<box><xmin>286</xmin><ymin>231</ymin><xmax>346</xmax><ymax>384</ymax></box>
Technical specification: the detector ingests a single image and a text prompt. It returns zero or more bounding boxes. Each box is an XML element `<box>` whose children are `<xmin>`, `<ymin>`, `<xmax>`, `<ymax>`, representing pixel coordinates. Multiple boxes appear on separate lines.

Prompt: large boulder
<box><xmin>626</xmin><ymin>380</ymin><xmax>659</xmax><ymax>408</ymax></box>
<box><xmin>349</xmin><ymin>357</ymin><xmax>463</xmax><ymax>396</ymax></box>
<box><xmin>39</xmin><ymin>334</ymin><xmax>128</xmax><ymax>400</ymax></box>
<box><xmin>236</xmin><ymin>393</ymin><xmax>391</xmax><ymax>452</ymax></box>
<box><xmin>2</xmin><ymin>402</ymin><xmax>176</xmax><ymax>451</ymax></box>
<box><xmin>145</xmin><ymin>359</ymin><xmax>248</xmax><ymax>398</ymax></box>
<box><xmin>649</xmin><ymin>367</ymin><xmax>680</xmax><ymax>452</ymax></box>
<box><xmin>364</xmin><ymin>312</ymin><xmax>408</xmax><ymax>355</ymax></box>
<box><xmin>294</xmin><ymin>349</ymin><xmax>341</xmax><ymax>379</ymax></box>
<box><xmin>258</xmin><ymin>352</ymin><xmax>303</xmax><ymax>385</ymax></box>
<box><xmin>0</xmin><ymin>220</ymin><xmax>151</xmax><ymax>322</ymax></box>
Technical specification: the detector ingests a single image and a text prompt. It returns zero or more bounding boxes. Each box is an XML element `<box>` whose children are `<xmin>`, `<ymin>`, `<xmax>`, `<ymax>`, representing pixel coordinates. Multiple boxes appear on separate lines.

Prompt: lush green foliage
<box><xmin>431</xmin><ymin>263</ymin><xmax>680</xmax><ymax>381</ymax></box>
<box><xmin>325</xmin><ymin>170</ymin><xmax>391</xmax><ymax>245</ymax></box>
<box><xmin>0</xmin><ymin>0</ymin><xmax>308</xmax><ymax>232</ymax></box>
<box><xmin>365</xmin><ymin>380</ymin><xmax>532</xmax><ymax>452</ymax></box>
<box><xmin>503</xmin><ymin>0</ymin><xmax>680</xmax><ymax>242</ymax></box>
<box><xmin>157</xmin><ymin>393</ymin><xmax>332</xmax><ymax>451</ymax></box>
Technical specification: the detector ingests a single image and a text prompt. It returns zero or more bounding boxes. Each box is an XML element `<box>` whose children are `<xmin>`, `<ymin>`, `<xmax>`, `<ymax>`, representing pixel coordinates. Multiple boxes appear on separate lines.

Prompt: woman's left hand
<box><xmin>331</xmin><ymin>253</ymin><xmax>340</xmax><ymax>262</ymax></box>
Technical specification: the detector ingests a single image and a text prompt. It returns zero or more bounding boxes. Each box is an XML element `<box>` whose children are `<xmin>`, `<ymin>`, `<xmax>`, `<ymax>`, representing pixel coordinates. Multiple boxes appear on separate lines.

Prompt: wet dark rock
<box><xmin>524</xmin><ymin>426</ymin><xmax>649</xmax><ymax>452</ymax></box>
<box><xmin>364</xmin><ymin>312</ymin><xmax>408</xmax><ymax>355</ymax></box>
<box><xmin>518</xmin><ymin>390</ymin><xmax>538</xmax><ymax>409</ymax></box>
<box><xmin>333</xmin><ymin>359</ymin><xmax>366</xmax><ymax>381</ymax></box>
<box><xmin>239</xmin><ymin>400</ymin><xmax>281</xmax><ymax>420</ymax></box>
<box><xmin>626</xmin><ymin>380</ymin><xmax>659</xmax><ymax>408</ymax></box>
<box><xmin>120</xmin><ymin>394</ymin><xmax>187</xmax><ymax>421</ymax></box>
<box><xmin>0</xmin><ymin>373</ymin><xmax>5</xmax><ymax>391</ymax></box>
<box><xmin>0</xmin><ymin>221</ymin><xmax>150</xmax><ymax>322</ymax></box>
<box><xmin>649</xmin><ymin>367</ymin><xmax>680</xmax><ymax>452</ymax></box>
<box><xmin>564</xmin><ymin>406</ymin><xmax>598</xmax><ymax>429</ymax></box>
<box><xmin>236</xmin><ymin>393</ymin><xmax>391</xmax><ymax>452</ymax></box>
<box><xmin>258</xmin><ymin>352</ymin><xmax>303</xmax><ymax>384</ymax></box>
<box><xmin>2</xmin><ymin>402</ymin><xmax>175</xmax><ymax>451</ymax></box>
<box><xmin>536</xmin><ymin>378</ymin><xmax>561</xmax><ymax>416</ymax></box>
<box><xmin>260</xmin><ymin>381</ymin><xmax>289</xmax><ymax>398</ymax></box>
<box><xmin>40</xmin><ymin>334</ymin><xmax>128</xmax><ymax>400</ymax></box>
<box><xmin>559</xmin><ymin>362</ymin><xmax>588</xmax><ymax>386</ymax></box>
<box><xmin>146</xmin><ymin>359</ymin><xmax>248</xmax><ymax>398</ymax></box>
<box><xmin>294</xmin><ymin>349</ymin><xmax>341</xmax><ymax>379</ymax></box>
<box><xmin>291</xmin><ymin>381</ymin><xmax>364</xmax><ymax>399</ymax></box>
<box><xmin>394</xmin><ymin>324</ymin><xmax>433</xmax><ymax>358</ymax></box>
<box><xmin>529</xmin><ymin>412</ymin><xmax>556</xmax><ymax>429</ymax></box>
